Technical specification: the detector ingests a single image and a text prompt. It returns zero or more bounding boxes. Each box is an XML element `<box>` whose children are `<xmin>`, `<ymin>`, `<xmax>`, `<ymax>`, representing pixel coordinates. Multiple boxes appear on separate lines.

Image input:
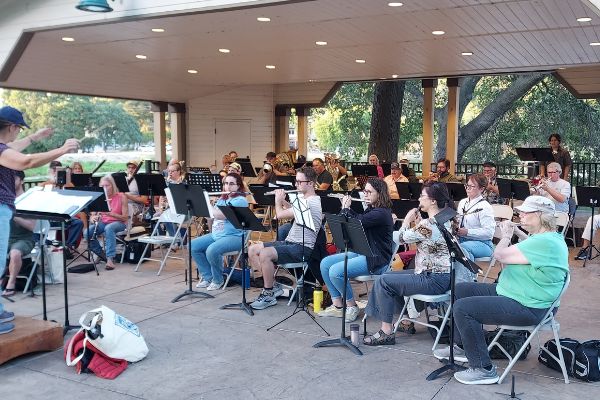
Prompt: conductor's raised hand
<box><xmin>33</xmin><ymin>127</ymin><xmax>53</xmax><ymax>142</ymax></box>
<box><xmin>62</xmin><ymin>138</ymin><xmax>80</xmax><ymax>153</ymax></box>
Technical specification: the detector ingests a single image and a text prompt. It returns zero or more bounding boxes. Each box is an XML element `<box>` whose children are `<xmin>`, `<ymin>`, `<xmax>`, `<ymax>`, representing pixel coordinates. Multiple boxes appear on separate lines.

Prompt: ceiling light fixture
<box><xmin>151</xmin><ymin>28</ymin><xmax>165</xmax><ymax>33</ymax></box>
<box><xmin>590</xmin><ymin>42</ymin><xmax>600</xmax><ymax>46</ymax></box>
<box><xmin>187</xmin><ymin>69</ymin><xmax>198</xmax><ymax>74</ymax></box>
<box><xmin>355</xmin><ymin>59</ymin><xmax>366</xmax><ymax>63</ymax></box>
<box><xmin>257</xmin><ymin>17</ymin><xmax>271</xmax><ymax>22</ymax></box>
<box><xmin>219</xmin><ymin>48</ymin><xmax>231</xmax><ymax>53</ymax></box>
<box><xmin>388</xmin><ymin>2</ymin><xmax>403</xmax><ymax>6</ymax></box>
<box><xmin>577</xmin><ymin>17</ymin><xmax>592</xmax><ymax>22</ymax></box>
<box><xmin>461</xmin><ymin>51</ymin><xmax>473</xmax><ymax>56</ymax></box>
<box><xmin>392</xmin><ymin>74</ymin><xmax>399</xmax><ymax>78</ymax></box>
<box><xmin>432</xmin><ymin>30</ymin><xmax>445</xmax><ymax>35</ymax></box>
<box><xmin>135</xmin><ymin>54</ymin><xmax>147</xmax><ymax>59</ymax></box>
<box><xmin>61</xmin><ymin>37</ymin><xmax>75</xmax><ymax>42</ymax></box>
<box><xmin>315</xmin><ymin>41</ymin><xmax>328</xmax><ymax>46</ymax></box>
<box><xmin>75</xmin><ymin>0</ymin><xmax>113</xmax><ymax>12</ymax></box>
<box><xmin>266</xmin><ymin>65</ymin><xmax>276</xmax><ymax>69</ymax></box>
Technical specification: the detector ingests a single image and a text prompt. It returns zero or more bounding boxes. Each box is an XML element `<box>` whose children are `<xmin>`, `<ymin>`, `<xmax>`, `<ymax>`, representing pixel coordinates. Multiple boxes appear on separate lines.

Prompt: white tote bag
<box><xmin>77</xmin><ymin>305</ymin><xmax>149</xmax><ymax>362</ymax></box>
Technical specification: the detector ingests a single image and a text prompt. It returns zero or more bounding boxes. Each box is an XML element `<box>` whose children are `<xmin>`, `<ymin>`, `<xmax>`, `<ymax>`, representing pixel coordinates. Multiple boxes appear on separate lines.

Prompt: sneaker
<box><xmin>575</xmin><ymin>248</ymin><xmax>590</xmax><ymax>260</ymax></box>
<box><xmin>0</xmin><ymin>311</ymin><xmax>15</xmax><ymax>323</ymax></box>
<box><xmin>0</xmin><ymin>322</ymin><xmax>15</xmax><ymax>335</ymax></box>
<box><xmin>272</xmin><ymin>282</ymin><xmax>284</xmax><ymax>298</ymax></box>
<box><xmin>317</xmin><ymin>304</ymin><xmax>344</xmax><ymax>318</ymax></box>
<box><xmin>454</xmin><ymin>365</ymin><xmax>499</xmax><ymax>385</ymax></box>
<box><xmin>250</xmin><ymin>289</ymin><xmax>277</xmax><ymax>310</ymax></box>
<box><xmin>207</xmin><ymin>282</ymin><xmax>224</xmax><ymax>291</ymax></box>
<box><xmin>433</xmin><ymin>345</ymin><xmax>469</xmax><ymax>363</ymax></box>
<box><xmin>345</xmin><ymin>305</ymin><xmax>360</xmax><ymax>323</ymax></box>
<box><xmin>196</xmin><ymin>280</ymin><xmax>211</xmax><ymax>289</ymax></box>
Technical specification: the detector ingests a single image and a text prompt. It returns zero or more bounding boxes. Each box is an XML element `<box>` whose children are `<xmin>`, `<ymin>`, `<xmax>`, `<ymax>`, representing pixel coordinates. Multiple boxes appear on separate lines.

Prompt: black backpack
<box><xmin>574</xmin><ymin>340</ymin><xmax>600</xmax><ymax>382</ymax></box>
<box><xmin>538</xmin><ymin>338</ymin><xmax>580</xmax><ymax>376</ymax></box>
<box><xmin>485</xmin><ymin>328</ymin><xmax>531</xmax><ymax>360</ymax></box>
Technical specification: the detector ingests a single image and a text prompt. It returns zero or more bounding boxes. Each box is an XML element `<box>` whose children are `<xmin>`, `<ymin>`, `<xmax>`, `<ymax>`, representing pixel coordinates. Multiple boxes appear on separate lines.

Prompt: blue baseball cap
<box><xmin>0</xmin><ymin>106</ymin><xmax>30</xmax><ymax>128</ymax></box>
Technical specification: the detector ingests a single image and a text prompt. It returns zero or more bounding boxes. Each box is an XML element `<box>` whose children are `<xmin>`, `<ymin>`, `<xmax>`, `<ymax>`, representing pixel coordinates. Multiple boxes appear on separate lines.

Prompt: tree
<box><xmin>368</xmin><ymin>81</ymin><xmax>405</xmax><ymax>162</ymax></box>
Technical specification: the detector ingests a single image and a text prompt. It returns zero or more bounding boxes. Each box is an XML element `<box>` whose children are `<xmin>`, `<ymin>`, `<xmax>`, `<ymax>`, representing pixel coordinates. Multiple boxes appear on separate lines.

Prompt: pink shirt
<box><xmin>102</xmin><ymin>193</ymin><xmax>126</xmax><ymax>224</ymax></box>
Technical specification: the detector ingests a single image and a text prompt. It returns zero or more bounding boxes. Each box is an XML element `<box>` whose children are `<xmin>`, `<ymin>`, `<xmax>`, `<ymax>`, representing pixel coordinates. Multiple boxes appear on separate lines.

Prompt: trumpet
<box><xmin>530</xmin><ymin>176</ymin><xmax>548</xmax><ymax>191</ymax></box>
<box><xmin>326</xmin><ymin>193</ymin><xmax>370</xmax><ymax>203</ymax></box>
<box><xmin>264</xmin><ymin>189</ymin><xmax>301</xmax><ymax>195</ymax></box>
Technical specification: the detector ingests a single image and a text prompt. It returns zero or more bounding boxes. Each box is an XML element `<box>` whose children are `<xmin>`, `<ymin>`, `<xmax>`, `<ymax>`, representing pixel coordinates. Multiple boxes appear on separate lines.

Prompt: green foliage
<box><xmin>1</xmin><ymin>90</ymin><xmax>146</xmax><ymax>153</ymax></box>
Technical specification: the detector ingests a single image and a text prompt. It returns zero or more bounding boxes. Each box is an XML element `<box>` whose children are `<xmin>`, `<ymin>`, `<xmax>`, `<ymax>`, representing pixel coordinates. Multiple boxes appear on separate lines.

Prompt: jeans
<box><xmin>192</xmin><ymin>233</ymin><xmax>244</xmax><ymax>285</ymax></box>
<box><xmin>453</xmin><ymin>282</ymin><xmax>548</xmax><ymax>368</ymax></box>
<box><xmin>0</xmin><ymin>204</ymin><xmax>14</xmax><ymax>314</ymax></box>
<box><xmin>67</xmin><ymin>218</ymin><xmax>84</xmax><ymax>247</ymax></box>
<box><xmin>87</xmin><ymin>221</ymin><xmax>126</xmax><ymax>259</ymax></box>
<box><xmin>320</xmin><ymin>252</ymin><xmax>386</xmax><ymax>302</ymax></box>
<box><xmin>459</xmin><ymin>238</ymin><xmax>493</xmax><ymax>261</ymax></box>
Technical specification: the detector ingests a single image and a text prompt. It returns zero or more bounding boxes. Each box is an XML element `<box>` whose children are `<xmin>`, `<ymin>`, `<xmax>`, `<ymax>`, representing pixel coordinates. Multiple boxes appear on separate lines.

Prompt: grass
<box><xmin>24</xmin><ymin>161</ymin><xmax>125</xmax><ymax>181</ymax></box>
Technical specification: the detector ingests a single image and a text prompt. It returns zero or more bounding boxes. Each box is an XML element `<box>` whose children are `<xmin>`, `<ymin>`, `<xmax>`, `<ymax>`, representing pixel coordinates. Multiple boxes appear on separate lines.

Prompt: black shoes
<box><xmin>575</xmin><ymin>248</ymin><xmax>591</xmax><ymax>260</ymax></box>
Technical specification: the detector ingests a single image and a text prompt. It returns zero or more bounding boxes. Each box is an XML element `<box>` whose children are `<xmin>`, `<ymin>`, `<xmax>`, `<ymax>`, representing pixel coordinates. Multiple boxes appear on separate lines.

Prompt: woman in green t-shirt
<box><xmin>433</xmin><ymin>195</ymin><xmax>569</xmax><ymax>385</ymax></box>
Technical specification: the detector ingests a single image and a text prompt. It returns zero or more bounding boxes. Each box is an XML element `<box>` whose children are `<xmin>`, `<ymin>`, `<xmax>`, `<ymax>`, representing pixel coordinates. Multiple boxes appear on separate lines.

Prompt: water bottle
<box><xmin>350</xmin><ymin>324</ymin><xmax>360</xmax><ymax>346</ymax></box>
<box><xmin>313</xmin><ymin>286</ymin><xmax>323</xmax><ymax>313</ymax></box>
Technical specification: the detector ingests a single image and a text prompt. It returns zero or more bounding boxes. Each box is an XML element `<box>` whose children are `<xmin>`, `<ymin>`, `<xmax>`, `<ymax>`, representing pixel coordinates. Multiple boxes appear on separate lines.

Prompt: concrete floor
<box><xmin>1</xmin><ymin>243</ymin><xmax>600</xmax><ymax>400</ymax></box>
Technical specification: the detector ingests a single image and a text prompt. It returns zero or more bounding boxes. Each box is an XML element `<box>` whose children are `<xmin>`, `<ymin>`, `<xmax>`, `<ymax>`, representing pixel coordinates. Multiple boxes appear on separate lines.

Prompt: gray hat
<box><xmin>514</xmin><ymin>195</ymin><xmax>555</xmax><ymax>214</ymax></box>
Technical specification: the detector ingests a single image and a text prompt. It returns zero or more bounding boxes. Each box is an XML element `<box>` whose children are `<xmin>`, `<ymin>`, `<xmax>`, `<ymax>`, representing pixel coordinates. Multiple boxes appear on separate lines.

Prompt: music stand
<box><xmin>426</xmin><ymin>207</ymin><xmax>481</xmax><ymax>381</ymax></box>
<box><xmin>351</xmin><ymin>164</ymin><xmax>378</xmax><ymax>177</ymax></box>
<box><xmin>317</xmin><ymin>191</ymin><xmax>344</xmax><ymax>215</ymax></box>
<box><xmin>267</xmin><ymin>193</ymin><xmax>328</xmax><ymax>335</ymax></box>
<box><xmin>575</xmin><ymin>186</ymin><xmax>600</xmax><ymax>267</ymax></box>
<box><xmin>169</xmin><ymin>184</ymin><xmax>215</xmax><ymax>302</ymax></box>
<box><xmin>238</xmin><ymin>161</ymin><xmax>257</xmax><ymax>178</ymax></box>
<box><xmin>71</xmin><ymin>173</ymin><xmax>93</xmax><ymax>187</ymax></box>
<box><xmin>497</xmin><ymin>178</ymin><xmax>530</xmax><ymax>207</ymax></box>
<box><xmin>275</xmin><ymin>175</ymin><xmax>296</xmax><ymax>186</ymax></box>
<box><xmin>218</xmin><ymin>206</ymin><xmax>268</xmax><ymax>316</ymax></box>
<box><xmin>446</xmin><ymin>182</ymin><xmax>467</xmax><ymax>201</ymax></box>
<box><xmin>110</xmin><ymin>172</ymin><xmax>130</xmax><ymax>193</ymax></box>
<box><xmin>516</xmin><ymin>147</ymin><xmax>555</xmax><ymax>177</ymax></box>
<box><xmin>188</xmin><ymin>173</ymin><xmax>222</xmax><ymax>192</ymax></box>
<box><xmin>313</xmin><ymin>213</ymin><xmax>373</xmax><ymax>355</ymax></box>
<box><xmin>188</xmin><ymin>167</ymin><xmax>211</xmax><ymax>174</ymax></box>
<box><xmin>395</xmin><ymin>182</ymin><xmax>412</xmax><ymax>200</ymax></box>
<box><xmin>15</xmin><ymin>187</ymin><xmax>100</xmax><ymax>334</ymax></box>
<box><xmin>391</xmin><ymin>199</ymin><xmax>420</xmax><ymax>220</ymax></box>
<box><xmin>135</xmin><ymin>173</ymin><xmax>167</xmax><ymax>221</ymax></box>
<box><xmin>381</xmin><ymin>163</ymin><xmax>391</xmax><ymax>177</ymax></box>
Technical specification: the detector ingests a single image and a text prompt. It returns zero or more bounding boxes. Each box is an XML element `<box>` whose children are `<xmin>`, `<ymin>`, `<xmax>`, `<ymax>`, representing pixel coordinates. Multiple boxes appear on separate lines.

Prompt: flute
<box><xmin>326</xmin><ymin>193</ymin><xmax>370</xmax><ymax>203</ymax></box>
<box><xmin>264</xmin><ymin>189</ymin><xmax>301</xmax><ymax>195</ymax></box>
<box><xmin>207</xmin><ymin>191</ymin><xmax>251</xmax><ymax>196</ymax></box>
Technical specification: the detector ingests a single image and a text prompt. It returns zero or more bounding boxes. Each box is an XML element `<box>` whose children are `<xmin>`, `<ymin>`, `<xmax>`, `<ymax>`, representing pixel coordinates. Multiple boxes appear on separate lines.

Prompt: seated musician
<box><xmin>248</xmin><ymin>167</ymin><xmax>322</xmax><ymax>310</ymax></box>
<box><xmin>124</xmin><ymin>160</ymin><xmax>149</xmax><ymax>216</ymax></box>
<box><xmin>430</xmin><ymin>158</ymin><xmax>461</xmax><ymax>183</ymax></box>
<box><xmin>325</xmin><ymin>153</ymin><xmax>348</xmax><ymax>191</ymax></box>
<box><xmin>384</xmin><ymin>162</ymin><xmax>409</xmax><ymax>199</ymax></box>
<box><xmin>368</xmin><ymin>154</ymin><xmax>385</xmax><ymax>178</ymax></box>
<box><xmin>2</xmin><ymin>171</ymin><xmax>35</xmax><ymax>297</ymax></box>
<box><xmin>158</xmin><ymin>161</ymin><xmax>186</xmax><ymax>241</ymax></box>
<box><xmin>317</xmin><ymin>178</ymin><xmax>393</xmax><ymax>323</ymax></box>
<box><xmin>455</xmin><ymin>173</ymin><xmax>495</xmax><ymax>262</ymax></box>
<box><xmin>312</xmin><ymin>157</ymin><xmax>333</xmax><ymax>191</ymax></box>
<box><xmin>219</xmin><ymin>154</ymin><xmax>232</xmax><ymax>178</ymax></box>
<box><xmin>265</xmin><ymin>152</ymin><xmax>289</xmax><ymax>176</ymax></box>
<box><xmin>87</xmin><ymin>174</ymin><xmax>128</xmax><ymax>270</ymax></box>
<box><xmin>531</xmin><ymin>161</ymin><xmax>570</xmax><ymax>213</ymax></box>
<box><xmin>192</xmin><ymin>173</ymin><xmax>248</xmax><ymax>291</ymax></box>
<box><xmin>363</xmin><ymin>182</ymin><xmax>456</xmax><ymax>345</ymax></box>
<box><xmin>434</xmin><ymin>196</ymin><xmax>568</xmax><ymax>385</ymax></box>
<box><xmin>482</xmin><ymin>161</ymin><xmax>503</xmax><ymax>204</ymax></box>
<box><xmin>70</xmin><ymin>161</ymin><xmax>84</xmax><ymax>174</ymax></box>
<box><xmin>399</xmin><ymin>158</ymin><xmax>418</xmax><ymax>183</ymax></box>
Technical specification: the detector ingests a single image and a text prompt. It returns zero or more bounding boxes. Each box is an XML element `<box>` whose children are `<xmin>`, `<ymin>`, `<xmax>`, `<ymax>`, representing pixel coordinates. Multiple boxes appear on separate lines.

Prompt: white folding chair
<box><xmin>17</xmin><ymin>220</ymin><xmax>53</xmax><ymax>294</ymax></box>
<box><xmin>487</xmin><ymin>272</ymin><xmax>571</xmax><ymax>384</ymax></box>
<box><xmin>222</xmin><ymin>232</ymin><xmax>251</xmax><ymax>290</ymax></box>
<box><xmin>555</xmin><ymin>211</ymin><xmax>569</xmax><ymax>237</ymax></box>
<box><xmin>134</xmin><ymin>212</ymin><xmax>186</xmax><ymax>275</ymax></box>
<box><xmin>480</xmin><ymin>204</ymin><xmax>514</xmax><ymax>282</ymax></box>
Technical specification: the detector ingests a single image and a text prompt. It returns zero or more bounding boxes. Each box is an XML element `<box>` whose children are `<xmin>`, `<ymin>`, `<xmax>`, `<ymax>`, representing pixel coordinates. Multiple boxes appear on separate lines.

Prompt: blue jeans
<box><xmin>459</xmin><ymin>239</ymin><xmax>493</xmax><ymax>261</ymax></box>
<box><xmin>192</xmin><ymin>233</ymin><xmax>244</xmax><ymax>285</ymax></box>
<box><xmin>0</xmin><ymin>204</ymin><xmax>14</xmax><ymax>314</ymax></box>
<box><xmin>320</xmin><ymin>252</ymin><xmax>386</xmax><ymax>302</ymax></box>
<box><xmin>67</xmin><ymin>218</ymin><xmax>84</xmax><ymax>247</ymax></box>
<box><xmin>87</xmin><ymin>221</ymin><xmax>126</xmax><ymax>259</ymax></box>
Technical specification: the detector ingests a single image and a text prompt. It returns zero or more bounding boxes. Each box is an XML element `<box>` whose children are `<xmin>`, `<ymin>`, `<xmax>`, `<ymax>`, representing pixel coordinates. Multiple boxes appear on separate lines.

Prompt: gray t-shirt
<box><xmin>285</xmin><ymin>195</ymin><xmax>322</xmax><ymax>248</ymax></box>
<box><xmin>538</xmin><ymin>178</ymin><xmax>571</xmax><ymax>213</ymax></box>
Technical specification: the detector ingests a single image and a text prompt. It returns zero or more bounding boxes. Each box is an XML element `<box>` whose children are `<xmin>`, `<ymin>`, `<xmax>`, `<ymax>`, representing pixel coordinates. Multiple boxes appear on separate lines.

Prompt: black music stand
<box><xmin>516</xmin><ymin>147</ymin><xmax>555</xmax><ymax>177</ymax></box>
<box><xmin>446</xmin><ymin>182</ymin><xmax>467</xmax><ymax>201</ymax></box>
<box><xmin>15</xmin><ymin>187</ymin><xmax>100</xmax><ymax>334</ymax></box>
<box><xmin>169</xmin><ymin>184</ymin><xmax>214</xmax><ymax>302</ymax></box>
<box><xmin>317</xmin><ymin>191</ymin><xmax>344</xmax><ymax>215</ymax></box>
<box><xmin>188</xmin><ymin>167</ymin><xmax>211</xmax><ymax>174</ymax></box>
<box><xmin>381</xmin><ymin>163</ymin><xmax>391</xmax><ymax>176</ymax></box>
<box><xmin>497</xmin><ymin>178</ymin><xmax>530</xmax><ymax>207</ymax></box>
<box><xmin>188</xmin><ymin>173</ymin><xmax>222</xmax><ymax>192</ymax></box>
<box><xmin>267</xmin><ymin>193</ymin><xmax>328</xmax><ymax>335</ymax></box>
<box><xmin>110</xmin><ymin>172</ymin><xmax>130</xmax><ymax>193</ymax></box>
<box><xmin>135</xmin><ymin>173</ymin><xmax>167</xmax><ymax>221</ymax></box>
<box><xmin>71</xmin><ymin>173</ymin><xmax>93</xmax><ymax>187</ymax></box>
<box><xmin>391</xmin><ymin>199</ymin><xmax>420</xmax><ymax>220</ymax></box>
<box><xmin>426</xmin><ymin>207</ymin><xmax>481</xmax><ymax>381</ymax></box>
<box><xmin>575</xmin><ymin>186</ymin><xmax>600</xmax><ymax>267</ymax></box>
<box><xmin>351</xmin><ymin>164</ymin><xmax>378</xmax><ymax>177</ymax></box>
<box><xmin>218</xmin><ymin>206</ymin><xmax>267</xmax><ymax>316</ymax></box>
<box><xmin>396</xmin><ymin>182</ymin><xmax>423</xmax><ymax>200</ymax></box>
<box><xmin>238</xmin><ymin>161</ymin><xmax>257</xmax><ymax>178</ymax></box>
<box><xmin>313</xmin><ymin>213</ymin><xmax>372</xmax><ymax>355</ymax></box>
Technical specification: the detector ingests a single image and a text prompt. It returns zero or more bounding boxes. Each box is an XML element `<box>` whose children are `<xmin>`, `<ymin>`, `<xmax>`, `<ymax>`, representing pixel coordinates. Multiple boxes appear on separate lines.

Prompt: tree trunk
<box><xmin>368</xmin><ymin>81</ymin><xmax>405</xmax><ymax>162</ymax></box>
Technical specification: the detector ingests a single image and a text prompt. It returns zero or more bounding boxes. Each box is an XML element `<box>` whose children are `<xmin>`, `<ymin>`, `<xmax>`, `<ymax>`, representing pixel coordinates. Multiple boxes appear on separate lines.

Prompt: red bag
<box><xmin>325</xmin><ymin>243</ymin><xmax>337</xmax><ymax>255</ymax></box>
<box><xmin>65</xmin><ymin>330</ymin><xmax>128</xmax><ymax>379</ymax></box>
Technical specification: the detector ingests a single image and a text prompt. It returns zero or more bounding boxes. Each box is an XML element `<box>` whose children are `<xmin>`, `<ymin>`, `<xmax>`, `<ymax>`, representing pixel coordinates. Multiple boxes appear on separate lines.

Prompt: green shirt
<box><xmin>496</xmin><ymin>232</ymin><xmax>568</xmax><ymax>309</ymax></box>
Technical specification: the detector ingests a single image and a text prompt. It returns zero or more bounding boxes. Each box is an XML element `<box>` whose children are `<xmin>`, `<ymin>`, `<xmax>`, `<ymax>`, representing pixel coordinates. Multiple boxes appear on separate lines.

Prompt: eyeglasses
<box><xmin>223</xmin><ymin>182</ymin><xmax>238</xmax><ymax>186</ymax></box>
<box><xmin>547</xmin><ymin>171</ymin><xmax>559</xmax><ymax>174</ymax></box>
<box><xmin>295</xmin><ymin>180</ymin><xmax>311</xmax><ymax>185</ymax></box>
<box><xmin>363</xmin><ymin>190</ymin><xmax>373</xmax><ymax>195</ymax></box>
<box><xmin>464</xmin><ymin>184</ymin><xmax>478</xmax><ymax>189</ymax></box>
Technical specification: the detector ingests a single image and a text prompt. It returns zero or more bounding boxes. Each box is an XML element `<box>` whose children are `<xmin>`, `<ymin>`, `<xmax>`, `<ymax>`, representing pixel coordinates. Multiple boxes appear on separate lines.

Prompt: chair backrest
<box><xmin>567</xmin><ymin>197</ymin><xmax>577</xmax><ymax>217</ymax></box>
<box><xmin>492</xmin><ymin>204</ymin><xmax>514</xmax><ymax>220</ymax></box>
<box><xmin>555</xmin><ymin>212</ymin><xmax>569</xmax><ymax>236</ymax></box>
<box><xmin>389</xmin><ymin>230</ymin><xmax>401</xmax><ymax>264</ymax></box>
<box><xmin>157</xmin><ymin>210</ymin><xmax>186</xmax><ymax>225</ymax></box>
<box><xmin>543</xmin><ymin>271</ymin><xmax>571</xmax><ymax>322</ymax></box>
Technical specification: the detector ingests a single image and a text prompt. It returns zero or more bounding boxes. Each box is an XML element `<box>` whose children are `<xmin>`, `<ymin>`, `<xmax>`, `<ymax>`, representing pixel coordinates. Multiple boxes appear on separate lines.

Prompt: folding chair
<box><xmin>565</xmin><ymin>197</ymin><xmax>577</xmax><ymax>246</ymax></box>
<box><xmin>480</xmin><ymin>204</ymin><xmax>514</xmax><ymax>282</ymax></box>
<box><xmin>114</xmin><ymin>203</ymin><xmax>147</xmax><ymax>264</ymax></box>
<box><xmin>555</xmin><ymin>212</ymin><xmax>570</xmax><ymax>237</ymax></box>
<box><xmin>17</xmin><ymin>220</ymin><xmax>53</xmax><ymax>294</ymax></box>
<box><xmin>222</xmin><ymin>232</ymin><xmax>251</xmax><ymax>290</ymax></box>
<box><xmin>353</xmin><ymin>230</ymin><xmax>401</xmax><ymax>296</ymax></box>
<box><xmin>487</xmin><ymin>272</ymin><xmax>571</xmax><ymax>384</ymax></box>
<box><xmin>134</xmin><ymin>212</ymin><xmax>186</xmax><ymax>275</ymax></box>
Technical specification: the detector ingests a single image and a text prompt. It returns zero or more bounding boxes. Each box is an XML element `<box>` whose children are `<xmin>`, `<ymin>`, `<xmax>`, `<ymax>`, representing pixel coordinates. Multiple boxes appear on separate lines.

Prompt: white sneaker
<box><xmin>196</xmin><ymin>280</ymin><xmax>210</xmax><ymax>288</ymax></box>
<box><xmin>345</xmin><ymin>305</ymin><xmax>360</xmax><ymax>323</ymax></box>
<box><xmin>207</xmin><ymin>282</ymin><xmax>224</xmax><ymax>291</ymax></box>
<box><xmin>317</xmin><ymin>305</ymin><xmax>344</xmax><ymax>318</ymax></box>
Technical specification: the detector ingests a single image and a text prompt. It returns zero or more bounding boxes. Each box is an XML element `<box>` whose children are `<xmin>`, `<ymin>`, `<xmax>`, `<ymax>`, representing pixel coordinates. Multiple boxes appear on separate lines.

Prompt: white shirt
<box><xmin>537</xmin><ymin>178</ymin><xmax>570</xmax><ymax>213</ymax></box>
<box><xmin>456</xmin><ymin>195</ymin><xmax>495</xmax><ymax>241</ymax></box>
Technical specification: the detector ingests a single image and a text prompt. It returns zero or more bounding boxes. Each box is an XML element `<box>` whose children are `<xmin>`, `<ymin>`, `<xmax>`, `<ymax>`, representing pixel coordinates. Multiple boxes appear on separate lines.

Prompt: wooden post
<box><xmin>422</xmin><ymin>79</ymin><xmax>437</xmax><ymax>177</ymax></box>
<box><xmin>296</xmin><ymin>106</ymin><xmax>309</xmax><ymax>158</ymax></box>
<box><xmin>168</xmin><ymin>103</ymin><xmax>186</xmax><ymax>167</ymax></box>
<box><xmin>446</xmin><ymin>78</ymin><xmax>461</xmax><ymax>174</ymax></box>
<box><xmin>274</xmin><ymin>106</ymin><xmax>290</xmax><ymax>153</ymax></box>
<box><xmin>151</xmin><ymin>102</ymin><xmax>167</xmax><ymax>169</ymax></box>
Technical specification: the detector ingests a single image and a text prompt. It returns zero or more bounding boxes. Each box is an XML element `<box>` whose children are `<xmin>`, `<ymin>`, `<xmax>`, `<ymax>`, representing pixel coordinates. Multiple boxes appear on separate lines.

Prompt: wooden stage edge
<box><xmin>0</xmin><ymin>316</ymin><xmax>64</xmax><ymax>365</ymax></box>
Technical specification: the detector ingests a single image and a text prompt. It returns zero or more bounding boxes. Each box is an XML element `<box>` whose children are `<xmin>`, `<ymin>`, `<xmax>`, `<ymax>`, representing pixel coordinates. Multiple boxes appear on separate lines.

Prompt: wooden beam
<box><xmin>422</xmin><ymin>79</ymin><xmax>437</xmax><ymax>177</ymax></box>
<box><xmin>153</xmin><ymin>110</ymin><xmax>167</xmax><ymax>169</ymax></box>
<box><xmin>446</xmin><ymin>79</ymin><xmax>460</xmax><ymax>174</ymax></box>
<box><xmin>168</xmin><ymin>103</ymin><xmax>186</xmax><ymax>166</ymax></box>
<box><xmin>274</xmin><ymin>106</ymin><xmax>290</xmax><ymax>153</ymax></box>
<box><xmin>297</xmin><ymin>112</ymin><xmax>308</xmax><ymax>158</ymax></box>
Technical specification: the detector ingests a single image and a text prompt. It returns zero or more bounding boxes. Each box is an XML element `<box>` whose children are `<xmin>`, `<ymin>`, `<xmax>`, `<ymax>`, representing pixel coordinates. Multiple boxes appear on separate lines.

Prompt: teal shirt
<box><xmin>211</xmin><ymin>196</ymin><xmax>248</xmax><ymax>240</ymax></box>
<box><xmin>496</xmin><ymin>232</ymin><xmax>568</xmax><ymax>309</ymax></box>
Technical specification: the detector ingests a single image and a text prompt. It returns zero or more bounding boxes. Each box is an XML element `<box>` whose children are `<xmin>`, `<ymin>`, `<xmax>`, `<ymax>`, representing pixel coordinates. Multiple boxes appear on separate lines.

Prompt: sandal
<box><xmin>396</xmin><ymin>321</ymin><xmax>416</xmax><ymax>334</ymax></box>
<box><xmin>105</xmin><ymin>265</ymin><xmax>115</xmax><ymax>271</ymax></box>
<box><xmin>1</xmin><ymin>288</ymin><xmax>15</xmax><ymax>297</ymax></box>
<box><xmin>363</xmin><ymin>329</ymin><xmax>396</xmax><ymax>346</ymax></box>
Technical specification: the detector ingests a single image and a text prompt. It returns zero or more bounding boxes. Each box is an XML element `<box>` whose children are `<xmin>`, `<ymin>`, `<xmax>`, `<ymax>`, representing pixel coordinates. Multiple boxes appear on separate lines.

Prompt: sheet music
<box><xmin>16</xmin><ymin>187</ymin><xmax>93</xmax><ymax>216</ymax></box>
<box><xmin>288</xmin><ymin>192</ymin><xmax>316</xmax><ymax>232</ymax></box>
<box><xmin>203</xmin><ymin>190</ymin><xmax>215</xmax><ymax>218</ymax></box>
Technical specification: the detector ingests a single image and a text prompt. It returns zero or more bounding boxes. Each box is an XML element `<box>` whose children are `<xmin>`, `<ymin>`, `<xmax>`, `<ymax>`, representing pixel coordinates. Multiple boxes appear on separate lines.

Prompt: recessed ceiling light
<box><xmin>392</xmin><ymin>74</ymin><xmax>399</xmax><ymax>78</ymax></box>
<box><xmin>461</xmin><ymin>51</ymin><xmax>473</xmax><ymax>56</ymax></box>
<box><xmin>187</xmin><ymin>69</ymin><xmax>198</xmax><ymax>74</ymax></box>
<box><xmin>577</xmin><ymin>17</ymin><xmax>592</xmax><ymax>22</ymax></box>
<box><xmin>266</xmin><ymin>65</ymin><xmax>276</xmax><ymax>69</ymax></box>
<box><xmin>61</xmin><ymin>37</ymin><xmax>75</xmax><ymax>42</ymax></box>
<box><xmin>151</xmin><ymin>28</ymin><xmax>165</xmax><ymax>33</ymax></box>
<box><xmin>432</xmin><ymin>30</ymin><xmax>445</xmax><ymax>35</ymax></box>
<box><xmin>219</xmin><ymin>48</ymin><xmax>230</xmax><ymax>53</ymax></box>
<box><xmin>315</xmin><ymin>41</ymin><xmax>328</xmax><ymax>46</ymax></box>
<box><xmin>135</xmin><ymin>54</ymin><xmax>147</xmax><ymax>59</ymax></box>
<box><xmin>558</xmin><ymin>67</ymin><xmax>566</xmax><ymax>70</ymax></box>
<box><xmin>355</xmin><ymin>59</ymin><xmax>366</xmax><ymax>63</ymax></box>
<box><xmin>590</xmin><ymin>42</ymin><xmax>600</xmax><ymax>46</ymax></box>
<box><xmin>257</xmin><ymin>17</ymin><xmax>270</xmax><ymax>22</ymax></box>
<box><xmin>309</xmin><ymin>79</ymin><xmax>315</xmax><ymax>82</ymax></box>
<box><xmin>388</xmin><ymin>2</ymin><xmax>403</xmax><ymax>6</ymax></box>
